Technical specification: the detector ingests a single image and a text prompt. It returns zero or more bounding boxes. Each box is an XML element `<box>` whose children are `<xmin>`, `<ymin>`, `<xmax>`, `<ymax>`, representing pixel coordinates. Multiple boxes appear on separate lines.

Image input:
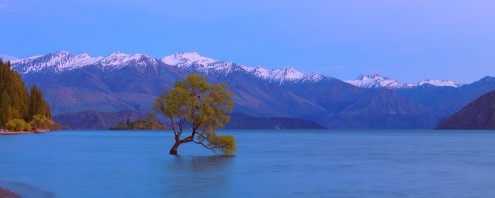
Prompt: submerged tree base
<box><xmin>169</xmin><ymin>142</ymin><xmax>180</xmax><ymax>155</ymax></box>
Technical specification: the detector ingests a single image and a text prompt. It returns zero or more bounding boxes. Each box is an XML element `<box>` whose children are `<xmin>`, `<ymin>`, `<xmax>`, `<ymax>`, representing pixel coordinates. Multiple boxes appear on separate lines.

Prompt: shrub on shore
<box><xmin>30</xmin><ymin>114</ymin><xmax>58</xmax><ymax>132</ymax></box>
<box><xmin>5</xmin><ymin>119</ymin><xmax>31</xmax><ymax>131</ymax></box>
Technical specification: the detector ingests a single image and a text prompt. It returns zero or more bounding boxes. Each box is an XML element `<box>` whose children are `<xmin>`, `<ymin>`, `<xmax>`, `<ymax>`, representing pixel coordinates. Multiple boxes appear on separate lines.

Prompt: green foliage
<box><xmin>198</xmin><ymin>128</ymin><xmax>236</xmax><ymax>156</ymax></box>
<box><xmin>24</xmin><ymin>122</ymin><xmax>32</xmax><ymax>132</ymax></box>
<box><xmin>5</xmin><ymin>119</ymin><xmax>30</xmax><ymax>131</ymax></box>
<box><xmin>153</xmin><ymin>74</ymin><xmax>236</xmax><ymax>155</ymax></box>
<box><xmin>30</xmin><ymin>114</ymin><xmax>56</xmax><ymax>132</ymax></box>
<box><xmin>0</xmin><ymin>60</ymin><xmax>30</xmax><ymax>126</ymax></box>
<box><xmin>29</xmin><ymin>85</ymin><xmax>51</xmax><ymax>120</ymax></box>
<box><xmin>0</xmin><ymin>60</ymin><xmax>53</xmax><ymax>130</ymax></box>
<box><xmin>111</xmin><ymin>114</ymin><xmax>167</xmax><ymax>130</ymax></box>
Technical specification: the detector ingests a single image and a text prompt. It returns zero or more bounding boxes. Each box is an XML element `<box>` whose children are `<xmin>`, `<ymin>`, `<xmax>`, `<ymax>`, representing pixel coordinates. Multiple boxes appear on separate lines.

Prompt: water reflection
<box><xmin>161</xmin><ymin>155</ymin><xmax>234</xmax><ymax>197</ymax></box>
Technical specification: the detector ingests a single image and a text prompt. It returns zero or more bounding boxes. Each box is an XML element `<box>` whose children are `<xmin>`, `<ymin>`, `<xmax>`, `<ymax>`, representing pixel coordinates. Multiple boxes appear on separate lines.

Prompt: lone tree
<box><xmin>153</xmin><ymin>74</ymin><xmax>236</xmax><ymax>156</ymax></box>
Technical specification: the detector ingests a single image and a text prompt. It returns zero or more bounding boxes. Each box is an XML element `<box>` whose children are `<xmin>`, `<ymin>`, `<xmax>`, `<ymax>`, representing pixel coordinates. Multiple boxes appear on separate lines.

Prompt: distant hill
<box><xmin>54</xmin><ymin>110</ymin><xmax>325</xmax><ymax>130</ymax></box>
<box><xmin>53</xmin><ymin>110</ymin><xmax>147</xmax><ymax>129</ymax></box>
<box><xmin>436</xmin><ymin>90</ymin><xmax>495</xmax><ymax>130</ymax></box>
<box><xmin>226</xmin><ymin>113</ymin><xmax>325</xmax><ymax>129</ymax></box>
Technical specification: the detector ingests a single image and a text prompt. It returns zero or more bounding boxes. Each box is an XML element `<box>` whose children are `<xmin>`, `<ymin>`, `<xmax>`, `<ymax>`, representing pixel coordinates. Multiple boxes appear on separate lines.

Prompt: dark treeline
<box><xmin>110</xmin><ymin>114</ymin><xmax>166</xmax><ymax>130</ymax></box>
<box><xmin>0</xmin><ymin>59</ymin><xmax>53</xmax><ymax>130</ymax></box>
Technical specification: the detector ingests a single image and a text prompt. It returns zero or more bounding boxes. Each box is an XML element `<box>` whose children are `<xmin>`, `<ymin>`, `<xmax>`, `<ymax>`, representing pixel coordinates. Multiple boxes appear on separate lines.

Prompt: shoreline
<box><xmin>0</xmin><ymin>131</ymin><xmax>47</xmax><ymax>135</ymax></box>
<box><xmin>0</xmin><ymin>188</ymin><xmax>21</xmax><ymax>198</ymax></box>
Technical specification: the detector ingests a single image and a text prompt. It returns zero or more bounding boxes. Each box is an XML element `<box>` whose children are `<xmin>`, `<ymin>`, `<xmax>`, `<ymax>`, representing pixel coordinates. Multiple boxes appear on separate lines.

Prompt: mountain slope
<box><xmin>325</xmin><ymin>90</ymin><xmax>437</xmax><ymax>129</ymax></box>
<box><xmin>436</xmin><ymin>90</ymin><xmax>495</xmax><ymax>129</ymax></box>
<box><xmin>225</xmin><ymin>113</ymin><xmax>325</xmax><ymax>129</ymax></box>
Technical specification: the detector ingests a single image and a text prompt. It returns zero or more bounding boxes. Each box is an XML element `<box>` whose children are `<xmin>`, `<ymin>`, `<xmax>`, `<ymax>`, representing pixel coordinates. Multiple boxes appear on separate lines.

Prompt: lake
<box><xmin>1</xmin><ymin>130</ymin><xmax>495</xmax><ymax>197</ymax></box>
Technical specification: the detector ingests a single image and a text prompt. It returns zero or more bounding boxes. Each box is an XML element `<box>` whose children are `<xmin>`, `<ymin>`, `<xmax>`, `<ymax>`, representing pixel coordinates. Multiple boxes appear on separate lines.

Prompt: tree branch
<box><xmin>195</xmin><ymin>133</ymin><xmax>228</xmax><ymax>150</ymax></box>
<box><xmin>168</xmin><ymin>116</ymin><xmax>178</xmax><ymax>136</ymax></box>
<box><xmin>192</xmin><ymin>140</ymin><xmax>218</xmax><ymax>153</ymax></box>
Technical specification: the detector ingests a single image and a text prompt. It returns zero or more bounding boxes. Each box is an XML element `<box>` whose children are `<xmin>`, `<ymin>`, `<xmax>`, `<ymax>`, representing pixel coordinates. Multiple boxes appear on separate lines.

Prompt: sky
<box><xmin>0</xmin><ymin>0</ymin><xmax>494</xmax><ymax>83</ymax></box>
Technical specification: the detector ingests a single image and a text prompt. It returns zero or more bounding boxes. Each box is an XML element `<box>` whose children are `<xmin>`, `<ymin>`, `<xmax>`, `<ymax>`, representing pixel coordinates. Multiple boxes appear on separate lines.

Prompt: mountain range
<box><xmin>7</xmin><ymin>51</ymin><xmax>495</xmax><ymax>129</ymax></box>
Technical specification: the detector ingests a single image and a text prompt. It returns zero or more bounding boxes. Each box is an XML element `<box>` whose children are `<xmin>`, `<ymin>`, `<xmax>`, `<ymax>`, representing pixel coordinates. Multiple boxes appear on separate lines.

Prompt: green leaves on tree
<box><xmin>153</xmin><ymin>74</ymin><xmax>236</xmax><ymax>156</ymax></box>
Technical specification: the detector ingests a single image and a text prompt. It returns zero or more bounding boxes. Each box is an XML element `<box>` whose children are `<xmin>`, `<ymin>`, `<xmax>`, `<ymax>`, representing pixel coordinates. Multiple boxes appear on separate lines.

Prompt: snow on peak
<box><xmin>249</xmin><ymin>66</ymin><xmax>320</xmax><ymax>84</ymax></box>
<box><xmin>252</xmin><ymin>66</ymin><xmax>271</xmax><ymax>79</ymax></box>
<box><xmin>10</xmin><ymin>51</ymin><xmax>102</xmax><ymax>74</ymax></box>
<box><xmin>270</xmin><ymin>67</ymin><xmax>305</xmax><ymax>82</ymax></box>
<box><xmin>161</xmin><ymin>52</ymin><xmax>252</xmax><ymax>76</ymax></box>
<box><xmin>10</xmin><ymin>51</ymin><xmax>162</xmax><ymax>74</ymax></box>
<box><xmin>161</xmin><ymin>51</ymin><xmax>218</xmax><ymax>67</ymax></box>
<box><xmin>99</xmin><ymin>52</ymin><xmax>158</xmax><ymax>69</ymax></box>
<box><xmin>345</xmin><ymin>74</ymin><xmax>408</xmax><ymax>89</ymax></box>
<box><xmin>346</xmin><ymin>74</ymin><xmax>458</xmax><ymax>89</ymax></box>
<box><xmin>417</xmin><ymin>79</ymin><xmax>457</xmax><ymax>87</ymax></box>
<box><xmin>161</xmin><ymin>52</ymin><xmax>325</xmax><ymax>83</ymax></box>
<box><xmin>302</xmin><ymin>73</ymin><xmax>325</xmax><ymax>82</ymax></box>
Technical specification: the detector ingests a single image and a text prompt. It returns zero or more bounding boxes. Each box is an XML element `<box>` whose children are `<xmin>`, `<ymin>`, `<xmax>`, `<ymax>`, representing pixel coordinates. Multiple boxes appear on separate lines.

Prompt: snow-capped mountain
<box><xmin>345</xmin><ymin>74</ymin><xmax>458</xmax><ymax>89</ymax></box>
<box><xmin>10</xmin><ymin>51</ymin><xmax>103</xmax><ymax>74</ymax></box>
<box><xmin>249</xmin><ymin>67</ymin><xmax>329</xmax><ymax>84</ymax></box>
<box><xmin>9</xmin><ymin>50</ymin><xmax>495</xmax><ymax>130</ymax></box>
<box><xmin>417</xmin><ymin>79</ymin><xmax>457</xmax><ymax>87</ymax></box>
<box><xmin>250</xmin><ymin>66</ymin><xmax>303</xmax><ymax>83</ymax></box>
<box><xmin>11</xmin><ymin>51</ymin><xmax>459</xmax><ymax>88</ymax></box>
<box><xmin>345</xmin><ymin>74</ymin><xmax>410</xmax><ymax>89</ymax></box>
<box><xmin>99</xmin><ymin>52</ymin><xmax>159</xmax><ymax>70</ymax></box>
<box><xmin>161</xmin><ymin>51</ymin><xmax>217</xmax><ymax>67</ymax></box>
<box><xmin>161</xmin><ymin>52</ymin><xmax>250</xmax><ymax>76</ymax></box>
<box><xmin>162</xmin><ymin>52</ymin><xmax>334</xmax><ymax>84</ymax></box>
<box><xmin>161</xmin><ymin>52</ymin><xmax>317</xmax><ymax>84</ymax></box>
<box><xmin>9</xmin><ymin>51</ymin><xmax>163</xmax><ymax>74</ymax></box>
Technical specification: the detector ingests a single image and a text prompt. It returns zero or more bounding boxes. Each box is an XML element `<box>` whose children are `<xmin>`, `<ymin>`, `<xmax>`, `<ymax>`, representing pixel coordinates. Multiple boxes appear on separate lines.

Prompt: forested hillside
<box><xmin>0</xmin><ymin>59</ymin><xmax>55</xmax><ymax>131</ymax></box>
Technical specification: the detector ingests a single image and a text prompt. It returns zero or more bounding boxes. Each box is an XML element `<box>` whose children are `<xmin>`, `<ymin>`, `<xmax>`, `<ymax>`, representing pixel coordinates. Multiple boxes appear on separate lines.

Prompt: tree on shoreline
<box><xmin>29</xmin><ymin>85</ymin><xmax>51</xmax><ymax>120</ymax></box>
<box><xmin>0</xmin><ymin>59</ymin><xmax>57</xmax><ymax>132</ymax></box>
<box><xmin>153</xmin><ymin>74</ymin><xmax>236</xmax><ymax>156</ymax></box>
<box><xmin>0</xmin><ymin>60</ymin><xmax>29</xmax><ymax>126</ymax></box>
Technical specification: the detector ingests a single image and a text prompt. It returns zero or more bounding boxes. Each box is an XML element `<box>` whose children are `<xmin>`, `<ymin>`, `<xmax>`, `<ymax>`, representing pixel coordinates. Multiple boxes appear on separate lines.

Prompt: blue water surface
<box><xmin>1</xmin><ymin>130</ymin><xmax>495</xmax><ymax>197</ymax></box>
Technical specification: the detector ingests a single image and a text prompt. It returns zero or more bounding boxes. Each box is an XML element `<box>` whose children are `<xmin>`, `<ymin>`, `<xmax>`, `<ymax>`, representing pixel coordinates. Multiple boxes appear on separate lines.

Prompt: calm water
<box><xmin>1</xmin><ymin>130</ymin><xmax>495</xmax><ymax>197</ymax></box>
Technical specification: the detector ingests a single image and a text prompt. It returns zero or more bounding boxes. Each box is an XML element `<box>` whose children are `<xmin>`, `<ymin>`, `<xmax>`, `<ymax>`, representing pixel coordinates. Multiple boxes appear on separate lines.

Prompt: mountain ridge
<box><xmin>9</xmin><ymin>51</ymin><xmax>466</xmax><ymax>88</ymax></box>
<box><xmin>9</xmin><ymin>51</ymin><xmax>495</xmax><ymax>129</ymax></box>
<box><xmin>345</xmin><ymin>74</ymin><xmax>459</xmax><ymax>89</ymax></box>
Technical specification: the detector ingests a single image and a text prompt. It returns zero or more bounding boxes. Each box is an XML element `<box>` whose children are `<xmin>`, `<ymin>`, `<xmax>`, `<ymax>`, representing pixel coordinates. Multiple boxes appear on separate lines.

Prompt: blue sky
<box><xmin>1</xmin><ymin>0</ymin><xmax>494</xmax><ymax>83</ymax></box>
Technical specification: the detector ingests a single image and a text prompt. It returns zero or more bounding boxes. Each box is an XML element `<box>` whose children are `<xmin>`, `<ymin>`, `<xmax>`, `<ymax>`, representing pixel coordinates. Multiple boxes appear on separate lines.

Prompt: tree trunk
<box><xmin>169</xmin><ymin>141</ymin><xmax>181</xmax><ymax>155</ymax></box>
